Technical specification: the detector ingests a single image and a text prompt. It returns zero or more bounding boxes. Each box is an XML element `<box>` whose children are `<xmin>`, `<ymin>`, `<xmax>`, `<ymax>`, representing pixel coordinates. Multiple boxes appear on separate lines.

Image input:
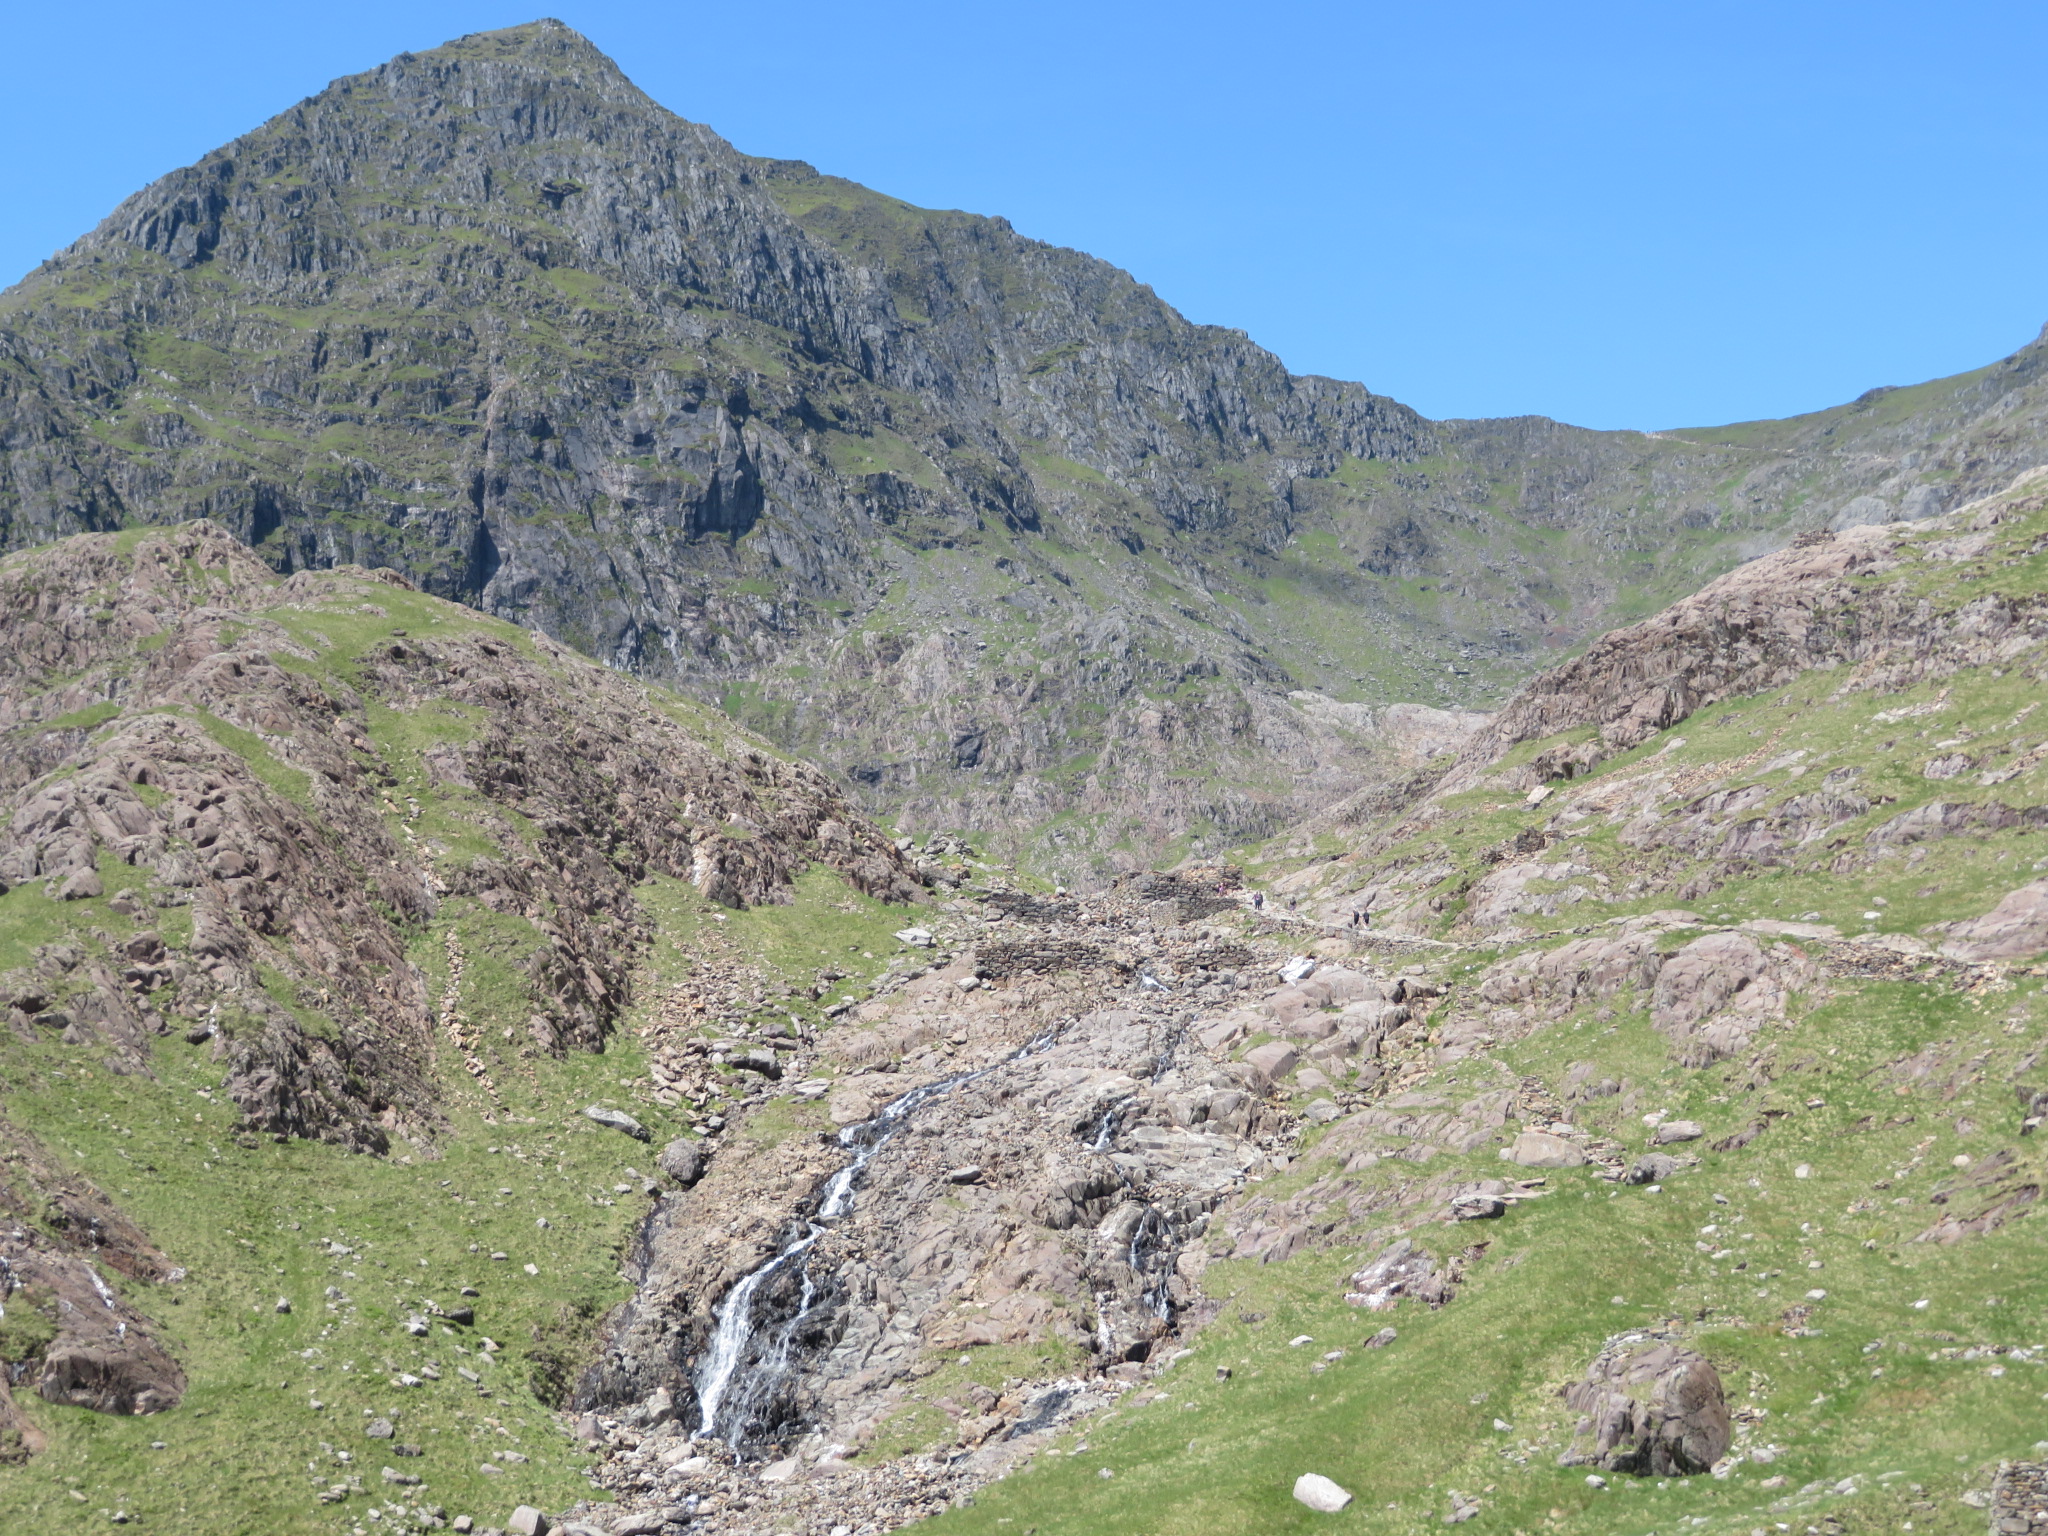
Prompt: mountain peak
<box><xmin>396</xmin><ymin>16</ymin><xmax>634</xmax><ymax>76</ymax></box>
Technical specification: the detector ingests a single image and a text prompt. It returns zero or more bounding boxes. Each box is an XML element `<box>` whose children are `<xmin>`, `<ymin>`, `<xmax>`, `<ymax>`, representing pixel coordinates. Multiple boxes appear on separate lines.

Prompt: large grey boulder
<box><xmin>1622</xmin><ymin>1153</ymin><xmax>1679</xmax><ymax>1185</ymax></box>
<box><xmin>657</xmin><ymin>1137</ymin><xmax>705</xmax><ymax>1187</ymax></box>
<box><xmin>1559</xmin><ymin>1333</ymin><xmax>1730</xmax><ymax>1475</ymax></box>
<box><xmin>1342</xmin><ymin>1238</ymin><xmax>1459</xmax><ymax>1311</ymax></box>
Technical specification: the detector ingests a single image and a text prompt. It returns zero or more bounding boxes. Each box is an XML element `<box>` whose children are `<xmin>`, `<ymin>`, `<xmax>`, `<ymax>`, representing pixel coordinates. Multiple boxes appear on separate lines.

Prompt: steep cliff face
<box><xmin>9</xmin><ymin>21</ymin><xmax>2047</xmax><ymax>870</ymax></box>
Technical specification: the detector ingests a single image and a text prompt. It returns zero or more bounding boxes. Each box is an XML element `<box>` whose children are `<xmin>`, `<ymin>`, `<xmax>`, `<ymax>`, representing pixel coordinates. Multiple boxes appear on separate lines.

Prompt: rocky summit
<box><xmin>0</xmin><ymin>19</ymin><xmax>2046</xmax><ymax>1536</ymax></box>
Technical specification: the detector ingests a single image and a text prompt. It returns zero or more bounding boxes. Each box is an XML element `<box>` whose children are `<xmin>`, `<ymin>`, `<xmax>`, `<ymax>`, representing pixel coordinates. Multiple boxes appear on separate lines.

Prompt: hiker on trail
<box><xmin>1252</xmin><ymin>892</ymin><xmax>1265</xmax><ymax>911</ymax></box>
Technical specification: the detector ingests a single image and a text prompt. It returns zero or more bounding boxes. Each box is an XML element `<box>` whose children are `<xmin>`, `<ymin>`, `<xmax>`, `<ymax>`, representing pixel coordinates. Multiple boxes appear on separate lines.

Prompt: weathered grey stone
<box><xmin>1651</xmin><ymin>1120</ymin><xmax>1703</xmax><ymax>1145</ymax></box>
<box><xmin>1559</xmin><ymin>1333</ymin><xmax>1731</xmax><ymax>1476</ymax></box>
<box><xmin>582</xmin><ymin>1106</ymin><xmax>649</xmax><ymax>1140</ymax></box>
<box><xmin>609</xmin><ymin>1511</ymin><xmax>688</xmax><ymax>1536</ymax></box>
<box><xmin>656</xmin><ymin>1138</ymin><xmax>704</xmax><ymax>1187</ymax></box>
<box><xmin>730</xmin><ymin>1049</ymin><xmax>783</xmax><ymax>1079</ymax></box>
<box><xmin>1243</xmin><ymin>1041</ymin><xmax>1300</xmax><ymax>1085</ymax></box>
<box><xmin>1343</xmin><ymin>1239</ymin><xmax>1458</xmax><ymax>1311</ymax></box>
<box><xmin>506</xmin><ymin>1507</ymin><xmax>550</xmax><ymax>1536</ymax></box>
<box><xmin>1623</xmin><ymin>1153</ymin><xmax>1679</xmax><ymax>1185</ymax></box>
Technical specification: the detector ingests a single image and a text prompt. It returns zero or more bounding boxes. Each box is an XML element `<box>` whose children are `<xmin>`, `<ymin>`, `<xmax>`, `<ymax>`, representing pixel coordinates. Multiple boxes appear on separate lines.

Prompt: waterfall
<box><xmin>1087</xmin><ymin>1097</ymin><xmax>1130</xmax><ymax>1152</ymax></box>
<box><xmin>688</xmin><ymin>1030</ymin><xmax>1069</xmax><ymax>1445</ymax></box>
<box><xmin>1125</xmin><ymin>1205</ymin><xmax>1174</xmax><ymax>1319</ymax></box>
<box><xmin>690</xmin><ymin>1230</ymin><xmax>823</xmax><ymax>1442</ymax></box>
<box><xmin>690</xmin><ymin>1044</ymin><xmax>1049</xmax><ymax>1444</ymax></box>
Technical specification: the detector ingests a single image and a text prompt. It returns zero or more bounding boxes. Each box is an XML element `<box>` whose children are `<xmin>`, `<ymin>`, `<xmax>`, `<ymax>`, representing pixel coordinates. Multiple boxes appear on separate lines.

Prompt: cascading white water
<box><xmin>1087</xmin><ymin>1094</ymin><xmax>1132</xmax><ymax>1152</ymax></box>
<box><xmin>690</xmin><ymin>1229</ymin><xmax>822</xmax><ymax>1441</ymax></box>
<box><xmin>689</xmin><ymin>1030</ymin><xmax>1069</xmax><ymax>1444</ymax></box>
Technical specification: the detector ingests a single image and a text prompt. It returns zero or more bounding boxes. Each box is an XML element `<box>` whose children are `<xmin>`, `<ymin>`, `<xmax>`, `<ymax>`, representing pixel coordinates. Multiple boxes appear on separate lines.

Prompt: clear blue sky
<box><xmin>6</xmin><ymin>2</ymin><xmax>2045</xmax><ymax>430</ymax></box>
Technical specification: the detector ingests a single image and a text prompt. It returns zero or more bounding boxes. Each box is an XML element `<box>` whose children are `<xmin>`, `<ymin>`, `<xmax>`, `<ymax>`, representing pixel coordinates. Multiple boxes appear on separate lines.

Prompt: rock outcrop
<box><xmin>1560</xmin><ymin>1333</ymin><xmax>1731</xmax><ymax>1476</ymax></box>
<box><xmin>0</xmin><ymin>520</ymin><xmax>915</xmax><ymax>1149</ymax></box>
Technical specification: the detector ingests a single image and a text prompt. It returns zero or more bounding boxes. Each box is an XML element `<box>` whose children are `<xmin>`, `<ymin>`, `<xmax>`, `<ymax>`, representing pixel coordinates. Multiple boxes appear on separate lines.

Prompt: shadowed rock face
<box><xmin>1561</xmin><ymin>1333</ymin><xmax>1731</xmax><ymax>1476</ymax></box>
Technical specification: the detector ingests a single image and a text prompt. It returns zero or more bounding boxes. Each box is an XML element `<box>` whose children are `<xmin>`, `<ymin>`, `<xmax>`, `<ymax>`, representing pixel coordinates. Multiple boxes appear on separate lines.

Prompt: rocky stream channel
<box><xmin>543</xmin><ymin>871</ymin><xmax>1474</xmax><ymax>1536</ymax></box>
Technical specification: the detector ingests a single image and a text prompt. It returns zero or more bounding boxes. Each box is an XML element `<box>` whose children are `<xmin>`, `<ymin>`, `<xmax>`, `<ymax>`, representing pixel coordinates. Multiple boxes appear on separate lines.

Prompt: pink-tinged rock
<box><xmin>1243</xmin><ymin>1041</ymin><xmax>1300</xmax><ymax>1085</ymax></box>
<box><xmin>1263</xmin><ymin>987</ymin><xmax>1316</xmax><ymax>1024</ymax></box>
<box><xmin>1942</xmin><ymin>881</ymin><xmax>2048</xmax><ymax>961</ymax></box>
<box><xmin>1504</xmin><ymin>1131</ymin><xmax>1585</xmax><ymax>1169</ymax></box>
<box><xmin>828</xmin><ymin>1088</ymin><xmax>876</xmax><ymax>1126</ymax></box>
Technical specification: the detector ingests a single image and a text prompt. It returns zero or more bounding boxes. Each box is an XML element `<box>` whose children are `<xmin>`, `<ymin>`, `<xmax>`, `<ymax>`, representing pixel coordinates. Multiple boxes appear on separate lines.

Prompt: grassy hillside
<box><xmin>915</xmin><ymin>476</ymin><xmax>2048</xmax><ymax>1536</ymax></box>
<box><xmin>0</xmin><ymin>525</ymin><xmax>928</xmax><ymax>1531</ymax></box>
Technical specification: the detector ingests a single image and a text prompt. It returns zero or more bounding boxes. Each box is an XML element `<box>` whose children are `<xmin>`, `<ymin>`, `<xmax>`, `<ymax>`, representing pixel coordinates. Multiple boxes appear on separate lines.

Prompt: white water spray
<box><xmin>690</xmin><ymin>1032</ymin><xmax>1063</xmax><ymax>1444</ymax></box>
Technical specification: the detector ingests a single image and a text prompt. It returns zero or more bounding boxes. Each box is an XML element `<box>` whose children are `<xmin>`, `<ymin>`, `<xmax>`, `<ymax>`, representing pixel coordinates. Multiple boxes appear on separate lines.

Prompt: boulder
<box><xmin>507</xmin><ymin>1507</ymin><xmax>550</xmax><ymax>1536</ymax></box>
<box><xmin>1651</xmin><ymin>1120</ymin><xmax>1703</xmax><ymax>1145</ymax></box>
<box><xmin>37</xmin><ymin>1342</ymin><xmax>183</xmax><ymax>1415</ymax></box>
<box><xmin>1343</xmin><ymin>1238</ymin><xmax>1457</xmax><ymax>1311</ymax></box>
<box><xmin>611</xmin><ymin>1512</ymin><xmax>688</xmax><ymax>1536</ymax></box>
<box><xmin>1243</xmin><ymin>1041</ymin><xmax>1300</xmax><ymax>1085</ymax></box>
<box><xmin>582</xmin><ymin>1105</ymin><xmax>649</xmax><ymax>1141</ymax></box>
<box><xmin>1560</xmin><ymin>1334</ymin><xmax>1731</xmax><ymax>1475</ymax></box>
<box><xmin>1942</xmin><ymin>881</ymin><xmax>2048</xmax><ymax>961</ymax></box>
<box><xmin>1503</xmin><ymin>1131</ymin><xmax>1586</xmax><ymax>1169</ymax></box>
<box><xmin>657</xmin><ymin>1137</ymin><xmax>705</xmax><ymax>1187</ymax></box>
<box><xmin>730</xmin><ymin>1048</ymin><xmax>784</xmax><ymax>1078</ymax></box>
<box><xmin>1450</xmin><ymin>1185</ymin><xmax>1507</xmax><ymax>1220</ymax></box>
<box><xmin>1623</xmin><ymin>1153</ymin><xmax>1679</xmax><ymax>1186</ymax></box>
<box><xmin>1292</xmin><ymin>1472</ymin><xmax>1353</xmax><ymax>1512</ymax></box>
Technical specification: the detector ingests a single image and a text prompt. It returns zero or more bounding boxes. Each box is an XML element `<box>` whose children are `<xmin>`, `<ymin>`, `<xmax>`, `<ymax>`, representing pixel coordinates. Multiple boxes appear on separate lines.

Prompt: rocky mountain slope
<box><xmin>0</xmin><ymin>518</ymin><xmax>923</xmax><ymax>1526</ymax></box>
<box><xmin>2</xmin><ymin>488</ymin><xmax>2046</xmax><ymax>1536</ymax></box>
<box><xmin>6</xmin><ymin>20</ymin><xmax>2048</xmax><ymax>871</ymax></box>
<box><xmin>552</xmin><ymin>473</ymin><xmax>2048</xmax><ymax>1536</ymax></box>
